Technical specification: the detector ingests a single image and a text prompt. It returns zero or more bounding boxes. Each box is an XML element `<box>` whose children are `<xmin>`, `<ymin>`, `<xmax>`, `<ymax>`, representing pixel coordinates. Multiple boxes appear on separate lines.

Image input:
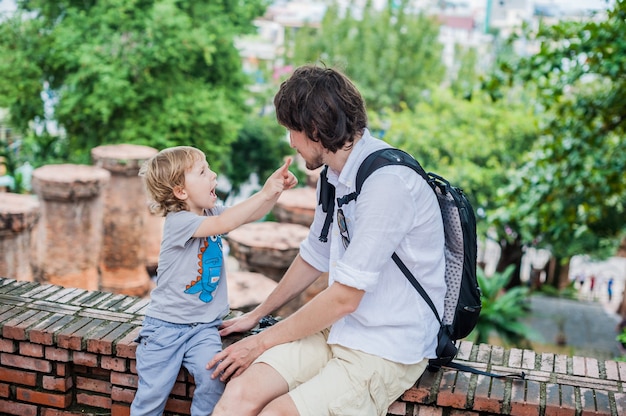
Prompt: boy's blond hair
<box><xmin>139</xmin><ymin>146</ymin><xmax>206</xmax><ymax>216</ymax></box>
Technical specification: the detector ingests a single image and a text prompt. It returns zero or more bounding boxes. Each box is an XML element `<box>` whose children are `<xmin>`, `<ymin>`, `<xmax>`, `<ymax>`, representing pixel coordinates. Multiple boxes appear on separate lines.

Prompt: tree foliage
<box><xmin>487</xmin><ymin>1</ymin><xmax>626</xmax><ymax>261</ymax></box>
<box><xmin>0</xmin><ymin>0</ymin><xmax>268</xmax><ymax>168</ymax></box>
<box><xmin>289</xmin><ymin>0</ymin><xmax>445</xmax><ymax>112</ymax></box>
<box><xmin>373</xmin><ymin>88</ymin><xmax>540</xmax><ymax>236</ymax></box>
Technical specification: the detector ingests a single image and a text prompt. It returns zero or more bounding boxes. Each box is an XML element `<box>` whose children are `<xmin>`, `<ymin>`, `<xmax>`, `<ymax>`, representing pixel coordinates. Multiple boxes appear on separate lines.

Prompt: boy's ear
<box><xmin>173</xmin><ymin>185</ymin><xmax>187</xmax><ymax>200</ymax></box>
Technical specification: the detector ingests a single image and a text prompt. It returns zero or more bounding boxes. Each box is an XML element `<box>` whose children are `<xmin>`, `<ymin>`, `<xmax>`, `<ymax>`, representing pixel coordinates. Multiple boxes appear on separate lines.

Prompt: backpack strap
<box><xmin>318</xmin><ymin>166</ymin><xmax>335</xmax><ymax>242</ymax></box>
<box><xmin>444</xmin><ymin>361</ymin><xmax>526</xmax><ymax>379</ymax></box>
<box><xmin>353</xmin><ymin>148</ymin><xmax>525</xmax><ymax>380</ymax></box>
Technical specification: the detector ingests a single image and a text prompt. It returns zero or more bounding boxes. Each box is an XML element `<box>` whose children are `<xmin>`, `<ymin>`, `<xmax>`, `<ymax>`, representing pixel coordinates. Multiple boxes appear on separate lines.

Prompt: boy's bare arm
<box><xmin>193</xmin><ymin>159</ymin><xmax>296</xmax><ymax>237</ymax></box>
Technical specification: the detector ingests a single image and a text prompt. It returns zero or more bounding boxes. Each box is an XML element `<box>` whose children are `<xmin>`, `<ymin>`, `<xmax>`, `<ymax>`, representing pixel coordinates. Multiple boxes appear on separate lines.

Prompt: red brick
<box><xmin>387</xmin><ymin>400</ymin><xmax>406</xmax><ymax>415</ymax></box>
<box><xmin>111</xmin><ymin>402</ymin><xmax>131</xmax><ymax>416</ymax></box>
<box><xmin>102</xmin><ymin>355</ymin><xmax>127</xmax><ymax>372</ymax></box>
<box><xmin>540</xmin><ymin>353</ymin><xmax>554</xmax><ymax>372</ymax></box>
<box><xmin>473</xmin><ymin>375</ymin><xmax>502</xmax><ymax>414</ymax></box>
<box><xmin>76</xmin><ymin>376</ymin><xmax>112</xmax><ymax>394</ymax></box>
<box><xmin>170</xmin><ymin>380</ymin><xmax>188</xmax><ymax>396</ymax></box>
<box><xmin>585</xmin><ymin>357</ymin><xmax>599</xmax><ymax>379</ymax></box>
<box><xmin>555</xmin><ymin>355</ymin><xmax>568</xmax><ymax>374</ymax></box>
<box><xmin>594</xmin><ymin>390</ymin><xmax>611</xmax><ymax>416</ymax></box>
<box><xmin>437</xmin><ymin>370</ymin><xmax>468</xmax><ymax>409</ymax></box>
<box><xmin>448</xmin><ymin>410</ymin><xmax>479</xmax><ymax>416</ymax></box>
<box><xmin>490</xmin><ymin>346</ymin><xmax>505</xmax><ymax>365</ymax></box>
<box><xmin>619</xmin><ymin>362</ymin><xmax>626</xmax><ymax>381</ymax></box>
<box><xmin>510</xmin><ymin>380</ymin><xmax>540</xmax><ymax>416</ymax></box>
<box><xmin>16</xmin><ymin>387</ymin><xmax>72</xmax><ymax>408</ymax></box>
<box><xmin>545</xmin><ymin>383</ymin><xmax>575</xmax><ymax>416</ymax></box>
<box><xmin>0</xmin><ymin>367</ymin><xmax>37</xmax><ymax>386</ymax></box>
<box><xmin>614</xmin><ymin>392</ymin><xmax>626</xmax><ymax>416</ymax></box>
<box><xmin>56</xmin><ymin>362</ymin><xmax>69</xmax><ymax>377</ymax></box>
<box><xmin>580</xmin><ymin>387</ymin><xmax>595</xmax><ymax>416</ymax></box>
<box><xmin>560</xmin><ymin>384</ymin><xmax>576</xmax><ymax>414</ymax></box>
<box><xmin>41</xmin><ymin>410</ymin><xmax>91</xmax><ymax>416</ymax></box>
<box><xmin>605</xmin><ymin>360</ymin><xmax>619</xmax><ymax>381</ymax></box>
<box><xmin>28</xmin><ymin>315</ymin><xmax>75</xmax><ymax>346</ymax></box>
<box><xmin>1</xmin><ymin>352</ymin><xmax>52</xmax><ymax>373</ymax></box>
<box><xmin>521</xmin><ymin>350</ymin><xmax>535</xmax><ymax>370</ymax></box>
<box><xmin>403</xmin><ymin>370</ymin><xmax>439</xmax><ymax>404</ymax></box>
<box><xmin>164</xmin><ymin>396</ymin><xmax>191</xmax><ymax>415</ymax></box>
<box><xmin>57</xmin><ymin>318</ymin><xmax>104</xmax><ymax>351</ymax></box>
<box><xmin>456</xmin><ymin>341</ymin><xmax>473</xmax><ymax>360</ymax></box>
<box><xmin>416</xmin><ymin>405</ymin><xmax>444</xmax><ymax>415</ymax></box>
<box><xmin>111</xmin><ymin>386</ymin><xmax>136</xmax><ymax>404</ymax></box>
<box><xmin>0</xmin><ymin>383</ymin><xmax>9</xmax><ymax>397</ymax></box>
<box><xmin>476</xmin><ymin>344</ymin><xmax>491</xmax><ymax>363</ymax></box>
<box><xmin>0</xmin><ymin>339</ymin><xmax>16</xmax><ymax>353</ymax></box>
<box><xmin>0</xmin><ymin>398</ymin><xmax>38</xmax><ymax>416</ymax></box>
<box><xmin>2</xmin><ymin>310</ymin><xmax>39</xmax><ymax>340</ymax></box>
<box><xmin>19</xmin><ymin>342</ymin><xmax>44</xmax><ymax>358</ymax></box>
<box><xmin>111</xmin><ymin>372</ymin><xmax>138</xmax><ymax>388</ymax></box>
<box><xmin>72</xmin><ymin>351</ymin><xmax>98</xmax><ymax>367</ymax></box>
<box><xmin>116</xmin><ymin>326</ymin><xmax>140</xmax><ymax>359</ymax></box>
<box><xmin>508</xmin><ymin>348</ymin><xmax>522</xmax><ymax>368</ymax></box>
<box><xmin>76</xmin><ymin>391</ymin><xmax>112</xmax><ymax>409</ymax></box>
<box><xmin>87</xmin><ymin>322</ymin><xmax>133</xmax><ymax>355</ymax></box>
<box><xmin>45</xmin><ymin>346</ymin><xmax>71</xmax><ymax>362</ymax></box>
<box><xmin>572</xmin><ymin>356</ymin><xmax>585</xmax><ymax>376</ymax></box>
<box><xmin>42</xmin><ymin>375</ymin><xmax>73</xmax><ymax>392</ymax></box>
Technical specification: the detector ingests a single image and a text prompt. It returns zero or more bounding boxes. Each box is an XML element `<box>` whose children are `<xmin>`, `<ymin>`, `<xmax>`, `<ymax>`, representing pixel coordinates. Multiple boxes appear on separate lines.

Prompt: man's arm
<box><xmin>218</xmin><ymin>254</ymin><xmax>323</xmax><ymax>337</ymax></box>
<box><xmin>208</xmin><ymin>275</ymin><xmax>364</xmax><ymax>381</ymax></box>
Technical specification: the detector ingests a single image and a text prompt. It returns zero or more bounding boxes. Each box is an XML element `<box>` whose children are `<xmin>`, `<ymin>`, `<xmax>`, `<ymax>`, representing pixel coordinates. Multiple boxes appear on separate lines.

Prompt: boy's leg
<box><xmin>183</xmin><ymin>323</ymin><xmax>225</xmax><ymax>415</ymax></box>
<box><xmin>131</xmin><ymin>318</ymin><xmax>187</xmax><ymax>415</ymax></box>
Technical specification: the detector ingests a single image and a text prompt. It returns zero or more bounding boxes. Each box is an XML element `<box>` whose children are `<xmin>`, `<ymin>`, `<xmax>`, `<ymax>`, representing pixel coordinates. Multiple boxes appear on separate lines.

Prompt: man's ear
<box><xmin>173</xmin><ymin>185</ymin><xmax>187</xmax><ymax>200</ymax></box>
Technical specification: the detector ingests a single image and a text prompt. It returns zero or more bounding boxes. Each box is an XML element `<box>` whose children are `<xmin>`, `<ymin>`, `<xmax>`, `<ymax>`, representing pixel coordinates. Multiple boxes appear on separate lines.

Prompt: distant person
<box><xmin>608</xmin><ymin>277</ymin><xmax>614</xmax><ymax>302</ymax></box>
<box><xmin>130</xmin><ymin>146</ymin><xmax>297</xmax><ymax>415</ymax></box>
<box><xmin>208</xmin><ymin>65</ymin><xmax>447</xmax><ymax>416</ymax></box>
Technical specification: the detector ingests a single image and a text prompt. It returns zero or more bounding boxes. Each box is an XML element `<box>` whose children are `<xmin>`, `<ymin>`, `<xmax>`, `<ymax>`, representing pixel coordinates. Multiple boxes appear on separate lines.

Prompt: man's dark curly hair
<box><xmin>274</xmin><ymin>65</ymin><xmax>367</xmax><ymax>153</ymax></box>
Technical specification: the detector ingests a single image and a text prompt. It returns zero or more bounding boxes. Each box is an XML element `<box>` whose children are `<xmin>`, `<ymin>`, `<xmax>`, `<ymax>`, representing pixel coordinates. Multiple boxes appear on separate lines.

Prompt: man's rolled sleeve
<box><xmin>333</xmin><ymin>260</ymin><xmax>378</xmax><ymax>291</ymax></box>
<box><xmin>300</xmin><ymin>237</ymin><xmax>330</xmax><ymax>273</ymax></box>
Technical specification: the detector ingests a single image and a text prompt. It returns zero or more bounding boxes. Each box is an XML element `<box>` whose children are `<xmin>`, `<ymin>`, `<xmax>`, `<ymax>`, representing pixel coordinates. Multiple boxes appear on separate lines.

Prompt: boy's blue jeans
<box><xmin>130</xmin><ymin>316</ymin><xmax>225</xmax><ymax>415</ymax></box>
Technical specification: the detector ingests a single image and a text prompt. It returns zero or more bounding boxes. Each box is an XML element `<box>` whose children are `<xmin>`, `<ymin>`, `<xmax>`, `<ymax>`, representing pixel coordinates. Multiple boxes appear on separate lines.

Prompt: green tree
<box><xmin>289</xmin><ymin>0</ymin><xmax>445</xmax><ymax>112</ymax></box>
<box><xmin>486</xmin><ymin>0</ymin><xmax>626</xmax><ymax>289</ymax></box>
<box><xmin>377</xmin><ymin>87</ymin><xmax>539</xmax><ymax>232</ymax></box>
<box><xmin>0</xmin><ymin>0</ymin><xmax>268</xmax><ymax>168</ymax></box>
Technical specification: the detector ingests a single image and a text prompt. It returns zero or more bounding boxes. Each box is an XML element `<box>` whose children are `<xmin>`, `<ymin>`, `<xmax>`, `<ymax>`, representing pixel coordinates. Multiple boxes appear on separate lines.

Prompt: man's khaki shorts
<box><xmin>254</xmin><ymin>329</ymin><xmax>428</xmax><ymax>416</ymax></box>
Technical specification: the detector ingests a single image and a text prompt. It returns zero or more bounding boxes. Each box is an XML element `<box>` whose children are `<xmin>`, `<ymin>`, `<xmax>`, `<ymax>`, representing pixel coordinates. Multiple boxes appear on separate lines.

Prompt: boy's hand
<box><xmin>281</xmin><ymin>157</ymin><xmax>298</xmax><ymax>189</ymax></box>
<box><xmin>263</xmin><ymin>157</ymin><xmax>298</xmax><ymax>197</ymax></box>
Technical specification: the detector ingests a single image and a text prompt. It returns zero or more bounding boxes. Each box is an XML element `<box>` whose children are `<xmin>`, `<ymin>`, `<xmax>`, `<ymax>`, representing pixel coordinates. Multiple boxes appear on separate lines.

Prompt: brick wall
<box><xmin>0</xmin><ymin>277</ymin><xmax>625</xmax><ymax>416</ymax></box>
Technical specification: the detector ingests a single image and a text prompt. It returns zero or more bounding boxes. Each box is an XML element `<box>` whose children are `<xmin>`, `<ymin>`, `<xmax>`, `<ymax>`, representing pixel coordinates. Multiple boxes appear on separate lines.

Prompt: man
<box><xmin>208</xmin><ymin>65</ymin><xmax>446</xmax><ymax>416</ymax></box>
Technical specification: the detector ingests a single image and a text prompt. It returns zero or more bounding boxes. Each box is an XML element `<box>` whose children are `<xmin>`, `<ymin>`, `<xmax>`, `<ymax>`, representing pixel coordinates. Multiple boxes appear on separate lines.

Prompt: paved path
<box><xmin>523</xmin><ymin>294</ymin><xmax>623</xmax><ymax>360</ymax></box>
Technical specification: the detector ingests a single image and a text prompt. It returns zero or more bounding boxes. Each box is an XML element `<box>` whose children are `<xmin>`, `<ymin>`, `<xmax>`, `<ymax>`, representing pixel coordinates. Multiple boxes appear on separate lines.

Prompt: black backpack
<box><xmin>319</xmin><ymin>148</ymin><xmax>525</xmax><ymax>379</ymax></box>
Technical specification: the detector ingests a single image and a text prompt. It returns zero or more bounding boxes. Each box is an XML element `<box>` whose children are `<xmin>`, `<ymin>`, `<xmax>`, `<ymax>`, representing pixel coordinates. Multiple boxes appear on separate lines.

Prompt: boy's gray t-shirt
<box><xmin>145</xmin><ymin>207</ymin><xmax>229</xmax><ymax>324</ymax></box>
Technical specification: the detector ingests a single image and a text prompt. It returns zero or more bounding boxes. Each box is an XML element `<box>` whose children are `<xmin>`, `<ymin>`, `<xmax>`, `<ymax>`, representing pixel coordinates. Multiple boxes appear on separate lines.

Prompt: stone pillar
<box><xmin>226</xmin><ymin>222</ymin><xmax>309</xmax><ymax>282</ymax></box>
<box><xmin>226</xmin><ymin>222</ymin><xmax>321</xmax><ymax>317</ymax></box>
<box><xmin>31</xmin><ymin>164</ymin><xmax>110</xmax><ymax>290</ymax></box>
<box><xmin>272</xmin><ymin>187</ymin><xmax>316</xmax><ymax>226</ymax></box>
<box><xmin>0</xmin><ymin>193</ymin><xmax>40</xmax><ymax>281</ymax></box>
<box><xmin>91</xmin><ymin>144</ymin><xmax>158</xmax><ymax>296</ymax></box>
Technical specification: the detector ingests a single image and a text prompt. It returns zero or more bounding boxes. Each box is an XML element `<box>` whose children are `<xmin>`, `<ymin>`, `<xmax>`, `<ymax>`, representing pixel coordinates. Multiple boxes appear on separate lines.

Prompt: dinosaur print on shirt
<box><xmin>184</xmin><ymin>235</ymin><xmax>223</xmax><ymax>303</ymax></box>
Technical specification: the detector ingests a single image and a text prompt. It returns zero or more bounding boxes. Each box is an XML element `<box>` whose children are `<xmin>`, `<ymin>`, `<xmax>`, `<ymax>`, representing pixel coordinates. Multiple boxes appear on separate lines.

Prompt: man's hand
<box><xmin>218</xmin><ymin>312</ymin><xmax>259</xmax><ymax>338</ymax></box>
<box><xmin>207</xmin><ymin>334</ymin><xmax>265</xmax><ymax>382</ymax></box>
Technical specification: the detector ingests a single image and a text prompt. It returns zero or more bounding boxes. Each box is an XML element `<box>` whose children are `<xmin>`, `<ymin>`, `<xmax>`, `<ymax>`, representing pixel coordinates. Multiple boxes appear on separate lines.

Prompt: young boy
<box><xmin>131</xmin><ymin>146</ymin><xmax>297</xmax><ymax>415</ymax></box>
